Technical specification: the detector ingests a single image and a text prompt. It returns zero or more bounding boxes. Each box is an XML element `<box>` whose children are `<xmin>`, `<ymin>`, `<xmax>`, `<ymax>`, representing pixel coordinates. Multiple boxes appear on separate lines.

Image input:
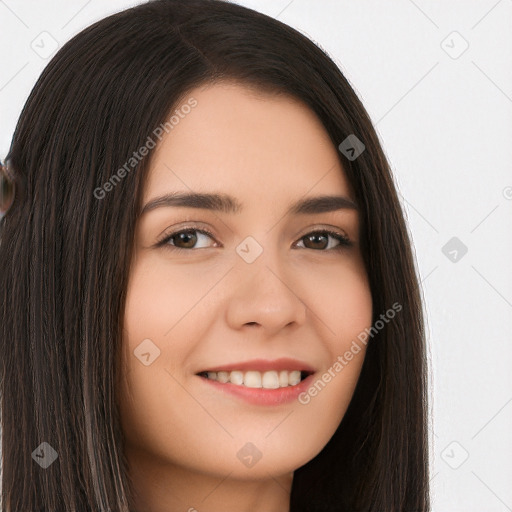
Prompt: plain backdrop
<box><xmin>1</xmin><ymin>1</ymin><xmax>511</xmax><ymax>510</ymax></box>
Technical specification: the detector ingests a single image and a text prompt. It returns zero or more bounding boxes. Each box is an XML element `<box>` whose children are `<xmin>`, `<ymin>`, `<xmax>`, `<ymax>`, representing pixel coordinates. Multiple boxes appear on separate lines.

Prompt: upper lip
<box><xmin>197</xmin><ymin>357</ymin><xmax>316</xmax><ymax>374</ymax></box>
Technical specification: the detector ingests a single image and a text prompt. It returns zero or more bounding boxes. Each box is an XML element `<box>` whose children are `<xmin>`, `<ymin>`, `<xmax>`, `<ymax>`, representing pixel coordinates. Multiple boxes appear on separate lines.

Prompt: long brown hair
<box><xmin>0</xmin><ymin>0</ymin><xmax>429</xmax><ymax>510</ymax></box>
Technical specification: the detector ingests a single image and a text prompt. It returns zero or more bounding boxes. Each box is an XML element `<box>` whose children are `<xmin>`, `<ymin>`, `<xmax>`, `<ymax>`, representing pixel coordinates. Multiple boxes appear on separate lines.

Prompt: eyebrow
<box><xmin>140</xmin><ymin>192</ymin><xmax>358</xmax><ymax>217</ymax></box>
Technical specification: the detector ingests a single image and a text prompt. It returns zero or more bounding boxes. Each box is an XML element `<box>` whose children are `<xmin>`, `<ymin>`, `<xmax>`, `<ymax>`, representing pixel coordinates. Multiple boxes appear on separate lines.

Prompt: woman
<box><xmin>0</xmin><ymin>0</ymin><xmax>429</xmax><ymax>510</ymax></box>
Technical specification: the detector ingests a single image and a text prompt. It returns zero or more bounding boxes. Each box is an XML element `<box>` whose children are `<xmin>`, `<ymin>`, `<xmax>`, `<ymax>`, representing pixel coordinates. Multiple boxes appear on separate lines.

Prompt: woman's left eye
<box><xmin>156</xmin><ymin>227</ymin><xmax>353</xmax><ymax>252</ymax></box>
<box><xmin>295</xmin><ymin>230</ymin><xmax>353</xmax><ymax>251</ymax></box>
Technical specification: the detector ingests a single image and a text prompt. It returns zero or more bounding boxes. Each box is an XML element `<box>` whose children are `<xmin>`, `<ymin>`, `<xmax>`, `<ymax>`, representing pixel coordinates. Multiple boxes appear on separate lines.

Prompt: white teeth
<box><xmin>262</xmin><ymin>371</ymin><xmax>280</xmax><ymax>389</ymax></box>
<box><xmin>243</xmin><ymin>371</ymin><xmax>262</xmax><ymax>388</ymax></box>
<box><xmin>288</xmin><ymin>370</ymin><xmax>301</xmax><ymax>386</ymax></box>
<box><xmin>201</xmin><ymin>369</ymin><xmax>308</xmax><ymax>388</ymax></box>
<box><xmin>230</xmin><ymin>370</ymin><xmax>244</xmax><ymax>385</ymax></box>
<box><xmin>217</xmin><ymin>371</ymin><xmax>229</xmax><ymax>383</ymax></box>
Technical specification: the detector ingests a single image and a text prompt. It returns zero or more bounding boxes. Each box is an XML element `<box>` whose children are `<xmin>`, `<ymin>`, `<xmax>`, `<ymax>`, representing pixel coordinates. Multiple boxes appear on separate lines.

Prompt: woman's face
<box><xmin>118</xmin><ymin>81</ymin><xmax>373</xmax><ymax>484</ymax></box>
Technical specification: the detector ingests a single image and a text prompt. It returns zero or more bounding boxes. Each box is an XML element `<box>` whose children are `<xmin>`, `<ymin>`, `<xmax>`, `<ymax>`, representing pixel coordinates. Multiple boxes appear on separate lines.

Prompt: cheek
<box><xmin>117</xmin><ymin>256</ymin><xmax>227</xmax><ymax>462</ymax></box>
<box><xmin>123</xmin><ymin>251</ymin><xmax>230</xmax><ymax>334</ymax></box>
<box><xmin>302</xmin><ymin>253</ymin><xmax>373</xmax><ymax>338</ymax></box>
<box><xmin>119</xmin><ymin>255</ymin><xmax>197</xmax><ymax>374</ymax></box>
<box><xmin>297</xmin><ymin>259</ymin><xmax>372</xmax><ymax>421</ymax></box>
<box><xmin>121</xmin><ymin>257</ymin><xmax>220</xmax><ymax>372</ymax></box>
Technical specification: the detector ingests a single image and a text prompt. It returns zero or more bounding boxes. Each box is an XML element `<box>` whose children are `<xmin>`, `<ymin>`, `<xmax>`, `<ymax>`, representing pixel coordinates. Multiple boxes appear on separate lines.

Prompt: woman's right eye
<box><xmin>156</xmin><ymin>228</ymin><xmax>218</xmax><ymax>252</ymax></box>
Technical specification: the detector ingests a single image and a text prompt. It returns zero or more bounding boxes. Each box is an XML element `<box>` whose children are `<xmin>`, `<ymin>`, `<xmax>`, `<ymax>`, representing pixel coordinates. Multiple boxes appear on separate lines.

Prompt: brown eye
<box><xmin>296</xmin><ymin>230</ymin><xmax>352</xmax><ymax>251</ymax></box>
<box><xmin>173</xmin><ymin>230</ymin><xmax>198</xmax><ymax>249</ymax></box>
<box><xmin>303</xmin><ymin>233</ymin><xmax>329</xmax><ymax>250</ymax></box>
<box><xmin>157</xmin><ymin>228</ymin><xmax>217</xmax><ymax>251</ymax></box>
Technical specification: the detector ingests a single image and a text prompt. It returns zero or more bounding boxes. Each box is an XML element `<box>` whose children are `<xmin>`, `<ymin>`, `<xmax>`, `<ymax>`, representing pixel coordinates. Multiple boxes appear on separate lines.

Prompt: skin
<box><xmin>117</xmin><ymin>81</ymin><xmax>373</xmax><ymax>512</ymax></box>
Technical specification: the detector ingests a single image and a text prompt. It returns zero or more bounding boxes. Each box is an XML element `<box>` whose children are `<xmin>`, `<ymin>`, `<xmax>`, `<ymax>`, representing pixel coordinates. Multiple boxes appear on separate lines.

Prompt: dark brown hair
<box><xmin>0</xmin><ymin>0</ymin><xmax>429</xmax><ymax>510</ymax></box>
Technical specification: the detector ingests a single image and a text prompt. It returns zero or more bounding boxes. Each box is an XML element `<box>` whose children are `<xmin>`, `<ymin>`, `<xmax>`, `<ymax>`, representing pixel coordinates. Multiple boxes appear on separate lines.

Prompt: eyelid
<box><xmin>295</xmin><ymin>224</ymin><xmax>350</xmax><ymax>240</ymax></box>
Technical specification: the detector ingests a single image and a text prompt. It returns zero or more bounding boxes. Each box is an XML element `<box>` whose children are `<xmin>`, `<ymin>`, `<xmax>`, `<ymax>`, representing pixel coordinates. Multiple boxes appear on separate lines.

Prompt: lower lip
<box><xmin>197</xmin><ymin>373</ymin><xmax>315</xmax><ymax>406</ymax></box>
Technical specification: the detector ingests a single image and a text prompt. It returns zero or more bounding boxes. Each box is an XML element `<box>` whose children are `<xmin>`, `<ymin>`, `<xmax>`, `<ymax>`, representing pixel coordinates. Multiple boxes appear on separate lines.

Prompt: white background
<box><xmin>1</xmin><ymin>1</ymin><xmax>511</xmax><ymax>510</ymax></box>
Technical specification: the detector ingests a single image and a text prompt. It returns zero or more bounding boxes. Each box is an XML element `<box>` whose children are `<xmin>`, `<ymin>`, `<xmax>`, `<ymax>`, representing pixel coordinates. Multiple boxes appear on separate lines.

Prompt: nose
<box><xmin>225</xmin><ymin>248</ymin><xmax>308</xmax><ymax>336</ymax></box>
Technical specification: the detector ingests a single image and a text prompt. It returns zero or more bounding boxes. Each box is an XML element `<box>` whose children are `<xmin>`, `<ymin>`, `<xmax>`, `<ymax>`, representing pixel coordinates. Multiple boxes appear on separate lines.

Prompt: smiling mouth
<box><xmin>196</xmin><ymin>369</ymin><xmax>312</xmax><ymax>389</ymax></box>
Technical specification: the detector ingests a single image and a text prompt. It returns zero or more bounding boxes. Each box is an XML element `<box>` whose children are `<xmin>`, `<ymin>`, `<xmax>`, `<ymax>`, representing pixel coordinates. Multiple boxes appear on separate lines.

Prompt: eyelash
<box><xmin>155</xmin><ymin>225</ymin><xmax>353</xmax><ymax>253</ymax></box>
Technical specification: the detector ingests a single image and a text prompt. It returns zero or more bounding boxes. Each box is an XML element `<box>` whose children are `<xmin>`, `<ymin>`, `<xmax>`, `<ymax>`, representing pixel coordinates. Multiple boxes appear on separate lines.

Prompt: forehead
<box><xmin>144</xmin><ymin>81</ymin><xmax>353</xmax><ymax>205</ymax></box>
